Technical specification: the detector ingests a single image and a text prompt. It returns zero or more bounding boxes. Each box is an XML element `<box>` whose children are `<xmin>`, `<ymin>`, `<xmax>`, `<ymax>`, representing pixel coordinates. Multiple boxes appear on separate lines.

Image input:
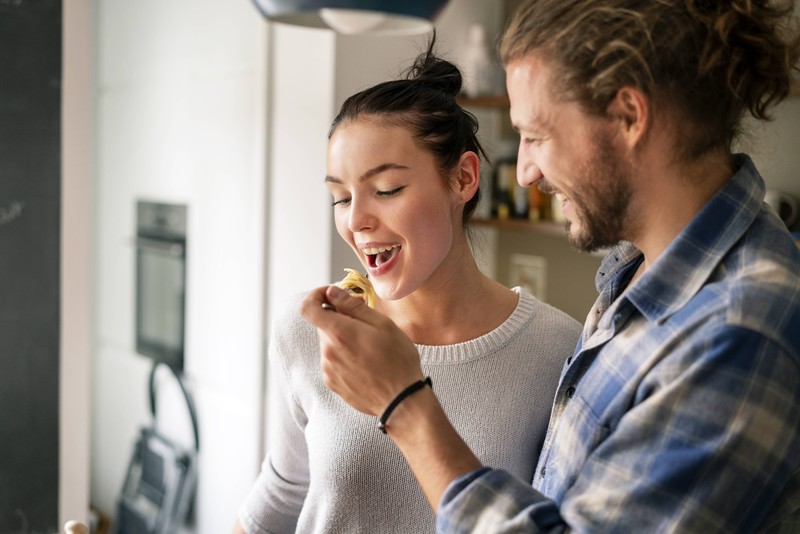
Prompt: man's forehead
<box><xmin>508</xmin><ymin>54</ymin><xmax>571</xmax><ymax>129</ymax></box>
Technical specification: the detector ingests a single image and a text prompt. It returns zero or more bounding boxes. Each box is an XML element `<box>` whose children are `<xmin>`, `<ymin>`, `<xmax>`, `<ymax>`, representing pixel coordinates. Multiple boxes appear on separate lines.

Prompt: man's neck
<box><xmin>626</xmin><ymin>148</ymin><xmax>734</xmax><ymax>275</ymax></box>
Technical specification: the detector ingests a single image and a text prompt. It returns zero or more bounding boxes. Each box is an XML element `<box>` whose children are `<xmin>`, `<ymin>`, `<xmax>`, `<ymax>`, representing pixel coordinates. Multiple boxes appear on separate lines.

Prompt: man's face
<box><xmin>506</xmin><ymin>54</ymin><xmax>634</xmax><ymax>252</ymax></box>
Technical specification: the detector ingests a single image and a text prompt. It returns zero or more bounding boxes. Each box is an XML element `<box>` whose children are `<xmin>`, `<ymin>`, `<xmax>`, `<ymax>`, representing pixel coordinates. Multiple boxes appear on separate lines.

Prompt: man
<box><xmin>301</xmin><ymin>0</ymin><xmax>800</xmax><ymax>531</ymax></box>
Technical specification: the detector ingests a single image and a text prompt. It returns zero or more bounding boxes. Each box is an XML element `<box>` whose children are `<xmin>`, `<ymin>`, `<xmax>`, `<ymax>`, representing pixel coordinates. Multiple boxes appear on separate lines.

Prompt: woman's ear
<box><xmin>453</xmin><ymin>151</ymin><xmax>481</xmax><ymax>204</ymax></box>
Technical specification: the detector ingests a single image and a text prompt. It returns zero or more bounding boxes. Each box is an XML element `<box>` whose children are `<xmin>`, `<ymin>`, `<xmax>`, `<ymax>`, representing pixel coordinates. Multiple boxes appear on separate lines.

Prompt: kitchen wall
<box><xmin>264</xmin><ymin>24</ymin><xmax>335</xmax><ymax>326</ymax></box>
<box><xmin>740</xmin><ymin>98</ymin><xmax>800</xmax><ymax>198</ymax></box>
<box><xmin>91</xmin><ymin>1</ymin><xmax>268</xmax><ymax>532</ymax></box>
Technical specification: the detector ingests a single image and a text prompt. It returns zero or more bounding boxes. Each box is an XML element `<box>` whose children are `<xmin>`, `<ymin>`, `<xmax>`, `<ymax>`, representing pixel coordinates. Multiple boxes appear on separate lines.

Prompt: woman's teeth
<box><xmin>362</xmin><ymin>245</ymin><xmax>399</xmax><ymax>255</ymax></box>
<box><xmin>364</xmin><ymin>244</ymin><xmax>400</xmax><ymax>268</ymax></box>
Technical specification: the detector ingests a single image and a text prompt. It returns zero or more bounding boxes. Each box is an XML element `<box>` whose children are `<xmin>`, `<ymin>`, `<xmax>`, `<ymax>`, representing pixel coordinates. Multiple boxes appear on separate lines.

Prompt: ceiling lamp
<box><xmin>251</xmin><ymin>0</ymin><xmax>451</xmax><ymax>35</ymax></box>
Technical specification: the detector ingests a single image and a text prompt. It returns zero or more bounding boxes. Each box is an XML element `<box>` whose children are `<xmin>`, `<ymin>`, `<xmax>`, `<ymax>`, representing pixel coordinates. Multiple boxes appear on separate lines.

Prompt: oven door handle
<box><xmin>135</xmin><ymin>236</ymin><xmax>185</xmax><ymax>256</ymax></box>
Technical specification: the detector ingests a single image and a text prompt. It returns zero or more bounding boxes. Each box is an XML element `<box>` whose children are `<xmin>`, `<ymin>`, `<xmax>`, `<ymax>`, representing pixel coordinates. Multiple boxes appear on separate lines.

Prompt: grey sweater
<box><xmin>239</xmin><ymin>288</ymin><xmax>581</xmax><ymax>533</ymax></box>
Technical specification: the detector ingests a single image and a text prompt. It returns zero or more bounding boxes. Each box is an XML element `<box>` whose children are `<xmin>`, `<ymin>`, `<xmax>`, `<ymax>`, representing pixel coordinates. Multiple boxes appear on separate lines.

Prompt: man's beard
<box><xmin>563</xmin><ymin>139</ymin><xmax>633</xmax><ymax>253</ymax></box>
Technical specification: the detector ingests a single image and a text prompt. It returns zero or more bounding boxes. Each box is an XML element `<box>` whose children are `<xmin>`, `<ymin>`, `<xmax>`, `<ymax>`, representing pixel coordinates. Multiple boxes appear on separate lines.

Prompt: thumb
<box><xmin>326</xmin><ymin>285</ymin><xmax>380</xmax><ymax>325</ymax></box>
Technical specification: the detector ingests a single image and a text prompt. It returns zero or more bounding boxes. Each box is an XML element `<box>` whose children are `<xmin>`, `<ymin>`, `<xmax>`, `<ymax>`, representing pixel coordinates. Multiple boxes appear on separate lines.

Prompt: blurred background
<box><xmin>1</xmin><ymin>0</ymin><xmax>798</xmax><ymax>532</ymax></box>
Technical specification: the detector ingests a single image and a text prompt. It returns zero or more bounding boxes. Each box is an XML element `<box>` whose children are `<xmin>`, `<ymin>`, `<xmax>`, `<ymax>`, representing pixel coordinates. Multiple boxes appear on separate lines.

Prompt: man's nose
<box><xmin>517</xmin><ymin>155</ymin><xmax>543</xmax><ymax>188</ymax></box>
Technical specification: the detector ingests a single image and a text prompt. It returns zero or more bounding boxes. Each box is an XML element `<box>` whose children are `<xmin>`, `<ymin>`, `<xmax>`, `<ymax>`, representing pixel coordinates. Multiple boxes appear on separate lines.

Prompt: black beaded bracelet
<box><xmin>378</xmin><ymin>376</ymin><xmax>433</xmax><ymax>434</ymax></box>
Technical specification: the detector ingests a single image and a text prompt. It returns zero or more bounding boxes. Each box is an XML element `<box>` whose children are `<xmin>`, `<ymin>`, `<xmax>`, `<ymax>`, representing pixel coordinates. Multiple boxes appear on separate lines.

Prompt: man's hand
<box><xmin>301</xmin><ymin>285</ymin><xmax>483</xmax><ymax>511</ymax></box>
<box><xmin>300</xmin><ymin>285</ymin><xmax>424</xmax><ymax>416</ymax></box>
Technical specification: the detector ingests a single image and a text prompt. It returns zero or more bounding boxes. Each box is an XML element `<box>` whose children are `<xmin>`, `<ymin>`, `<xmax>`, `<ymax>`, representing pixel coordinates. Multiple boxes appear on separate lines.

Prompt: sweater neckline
<box><xmin>415</xmin><ymin>288</ymin><xmax>535</xmax><ymax>365</ymax></box>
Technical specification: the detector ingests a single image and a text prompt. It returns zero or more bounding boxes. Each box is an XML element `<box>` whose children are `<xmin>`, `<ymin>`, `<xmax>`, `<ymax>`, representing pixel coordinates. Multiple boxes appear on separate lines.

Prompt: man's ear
<box><xmin>453</xmin><ymin>151</ymin><xmax>481</xmax><ymax>204</ymax></box>
<box><xmin>608</xmin><ymin>86</ymin><xmax>650</xmax><ymax>149</ymax></box>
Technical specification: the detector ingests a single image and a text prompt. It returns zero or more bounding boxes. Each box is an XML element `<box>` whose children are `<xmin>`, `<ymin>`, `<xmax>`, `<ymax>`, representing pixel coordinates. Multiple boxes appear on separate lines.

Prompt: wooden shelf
<box><xmin>473</xmin><ymin>217</ymin><xmax>567</xmax><ymax>236</ymax></box>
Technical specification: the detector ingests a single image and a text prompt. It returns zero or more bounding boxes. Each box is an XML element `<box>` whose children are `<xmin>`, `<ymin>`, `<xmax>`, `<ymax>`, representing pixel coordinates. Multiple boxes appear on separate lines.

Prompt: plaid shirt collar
<box><xmin>596</xmin><ymin>154</ymin><xmax>764</xmax><ymax>326</ymax></box>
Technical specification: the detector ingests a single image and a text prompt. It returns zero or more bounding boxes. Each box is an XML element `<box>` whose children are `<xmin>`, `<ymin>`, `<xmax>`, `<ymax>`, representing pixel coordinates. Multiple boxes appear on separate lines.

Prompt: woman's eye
<box><xmin>331</xmin><ymin>197</ymin><xmax>351</xmax><ymax>207</ymax></box>
<box><xmin>378</xmin><ymin>186</ymin><xmax>405</xmax><ymax>197</ymax></box>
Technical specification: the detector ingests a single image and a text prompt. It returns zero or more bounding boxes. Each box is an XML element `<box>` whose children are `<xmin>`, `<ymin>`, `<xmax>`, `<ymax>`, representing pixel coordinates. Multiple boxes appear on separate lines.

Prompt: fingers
<box><xmin>324</xmin><ymin>286</ymin><xmax>373</xmax><ymax>320</ymax></box>
<box><xmin>301</xmin><ymin>285</ymin><xmax>384</xmax><ymax>329</ymax></box>
<box><xmin>299</xmin><ymin>286</ymin><xmax>340</xmax><ymax>328</ymax></box>
<box><xmin>300</xmin><ymin>284</ymin><xmax>425</xmax><ymax>417</ymax></box>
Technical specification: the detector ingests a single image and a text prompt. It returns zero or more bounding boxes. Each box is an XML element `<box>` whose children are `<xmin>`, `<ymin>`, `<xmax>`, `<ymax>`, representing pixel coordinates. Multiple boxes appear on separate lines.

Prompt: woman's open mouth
<box><xmin>363</xmin><ymin>244</ymin><xmax>401</xmax><ymax>269</ymax></box>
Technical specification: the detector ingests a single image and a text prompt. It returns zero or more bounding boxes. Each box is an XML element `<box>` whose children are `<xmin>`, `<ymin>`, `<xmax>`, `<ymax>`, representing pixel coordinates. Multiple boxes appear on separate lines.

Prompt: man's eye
<box><xmin>519</xmin><ymin>131</ymin><xmax>545</xmax><ymax>145</ymax></box>
<box><xmin>332</xmin><ymin>197</ymin><xmax>351</xmax><ymax>207</ymax></box>
<box><xmin>378</xmin><ymin>186</ymin><xmax>405</xmax><ymax>197</ymax></box>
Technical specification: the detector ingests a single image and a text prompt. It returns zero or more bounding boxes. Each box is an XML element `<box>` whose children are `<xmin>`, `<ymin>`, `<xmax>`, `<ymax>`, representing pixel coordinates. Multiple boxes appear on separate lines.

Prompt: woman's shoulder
<box><xmin>514</xmin><ymin>287</ymin><xmax>583</xmax><ymax>342</ymax></box>
<box><xmin>269</xmin><ymin>290</ymin><xmax>320</xmax><ymax>360</ymax></box>
<box><xmin>271</xmin><ymin>290</ymin><xmax>312</xmax><ymax>327</ymax></box>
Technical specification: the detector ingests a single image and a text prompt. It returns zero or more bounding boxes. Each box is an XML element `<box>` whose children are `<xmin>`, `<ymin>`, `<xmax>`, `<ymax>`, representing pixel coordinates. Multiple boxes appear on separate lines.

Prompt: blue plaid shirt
<box><xmin>438</xmin><ymin>155</ymin><xmax>800</xmax><ymax>533</ymax></box>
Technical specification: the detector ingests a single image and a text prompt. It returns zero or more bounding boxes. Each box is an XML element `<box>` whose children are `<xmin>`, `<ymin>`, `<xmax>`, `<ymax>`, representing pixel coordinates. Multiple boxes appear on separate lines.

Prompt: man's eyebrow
<box><xmin>325</xmin><ymin>163</ymin><xmax>410</xmax><ymax>184</ymax></box>
<box><xmin>509</xmin><ymin>104</ymin><xmax>551</xmax><ymax>133</ymax></box>
<box><xmin>511</xmin><ymin>116</ymin><xmax>547</xmax><ymax>134</ymax></box>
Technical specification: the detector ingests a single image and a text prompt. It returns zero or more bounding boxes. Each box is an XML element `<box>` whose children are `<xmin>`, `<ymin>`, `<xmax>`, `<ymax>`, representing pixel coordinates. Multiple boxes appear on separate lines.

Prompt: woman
<box><xmin>233</xmin><ymin>40</ymin><xmax>581</xmax><ymax>534</ymax></box>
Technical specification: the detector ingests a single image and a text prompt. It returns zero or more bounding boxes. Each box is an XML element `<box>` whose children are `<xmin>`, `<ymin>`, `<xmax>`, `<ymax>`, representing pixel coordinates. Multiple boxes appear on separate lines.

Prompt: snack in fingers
<box><xmin>339</xmin><ymin>268</ymin><xmax>376</xmax><ymax>308</ymax></box>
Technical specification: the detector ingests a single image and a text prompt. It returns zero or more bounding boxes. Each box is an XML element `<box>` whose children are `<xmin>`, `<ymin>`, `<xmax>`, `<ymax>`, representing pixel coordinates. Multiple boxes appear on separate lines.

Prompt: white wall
<box><xmin>739</xmin><ymin>98</ymin><xmax>800</xmax><ymax>198</ymax></box>
<box><xmin>92</xmin><ymin>1</ymin><xmax>268</xmax><ymax>532</ymax></box>
<box><xmin>265</xmin><ymin>25</ymin><xmax>336</xmax><ymax>324</ymax></box>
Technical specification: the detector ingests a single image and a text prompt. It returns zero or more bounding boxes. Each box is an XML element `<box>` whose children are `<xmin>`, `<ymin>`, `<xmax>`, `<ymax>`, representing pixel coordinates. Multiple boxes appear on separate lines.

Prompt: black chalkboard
<box><xmin>0</xmin><ymin>1</ymin><xmax>63</xmax><ymax>532</ymax></box>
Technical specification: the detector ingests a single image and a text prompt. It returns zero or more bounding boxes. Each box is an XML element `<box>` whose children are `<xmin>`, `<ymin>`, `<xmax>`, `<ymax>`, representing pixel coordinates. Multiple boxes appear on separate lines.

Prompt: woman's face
<box><xmin>326</xmin><ymin>118</ymin><xmax>462</xmax><ymax>301</ymax></box>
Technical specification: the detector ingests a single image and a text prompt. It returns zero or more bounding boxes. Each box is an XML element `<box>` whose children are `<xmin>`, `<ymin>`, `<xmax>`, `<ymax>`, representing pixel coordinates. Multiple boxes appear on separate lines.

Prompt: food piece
<box><xmin>338</xmin><ymin>268</ymin><xmax>376</xmax><ymax>308</ymax></box>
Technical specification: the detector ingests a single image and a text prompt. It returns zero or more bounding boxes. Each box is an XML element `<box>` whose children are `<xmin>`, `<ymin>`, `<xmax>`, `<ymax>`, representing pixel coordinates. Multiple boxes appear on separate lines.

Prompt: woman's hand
<box><xmin>300</xmin><ymin>285</ymin><xmax>424</xmax><ymax>416</ymax></box>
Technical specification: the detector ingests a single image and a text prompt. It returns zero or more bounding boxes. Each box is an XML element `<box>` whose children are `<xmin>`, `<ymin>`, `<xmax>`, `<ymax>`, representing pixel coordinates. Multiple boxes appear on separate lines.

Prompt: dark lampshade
<box><xmin>251</xmin><ymin>0</ymin><xmax>451</xmax><ymax>35</ymax></box>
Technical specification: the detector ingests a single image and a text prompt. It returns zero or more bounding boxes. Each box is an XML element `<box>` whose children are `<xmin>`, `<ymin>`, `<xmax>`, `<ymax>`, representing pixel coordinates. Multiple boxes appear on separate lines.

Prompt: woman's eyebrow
<box><xmin>325</xmin><ymin>162</ymin><xmax>410</xmax><ymax>184</ymax></box>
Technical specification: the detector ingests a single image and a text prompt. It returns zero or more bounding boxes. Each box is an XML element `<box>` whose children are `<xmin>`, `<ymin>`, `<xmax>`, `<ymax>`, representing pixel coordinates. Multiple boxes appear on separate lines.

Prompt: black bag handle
<box><xmin>148</xmin><ymin>362</ymin><xmax>200</xmax><ymax>452</ymax></box>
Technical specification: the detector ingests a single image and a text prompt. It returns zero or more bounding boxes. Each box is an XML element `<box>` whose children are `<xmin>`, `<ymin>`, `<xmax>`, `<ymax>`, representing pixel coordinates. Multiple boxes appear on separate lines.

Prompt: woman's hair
<box><xmin>329</xmin><ymin>35</ymin><xmax>488</xmax><ymax>227</ymax></box>
<box><xmin>499</xmin><ymin>0</ymin><xmax>800</xmax><ymax>160</ymax></box>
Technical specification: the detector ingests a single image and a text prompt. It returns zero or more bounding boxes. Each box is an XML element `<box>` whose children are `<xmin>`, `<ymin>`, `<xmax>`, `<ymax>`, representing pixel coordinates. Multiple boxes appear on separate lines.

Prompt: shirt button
<box><xmin>566</xmin><ymin>386</ymin><xmax>576</xmax><ymax>398</ymax></box>
<box><xmin>540</xmin><ymin>466</ymin><xmax>546</xmax><ymax>477</ymax></box>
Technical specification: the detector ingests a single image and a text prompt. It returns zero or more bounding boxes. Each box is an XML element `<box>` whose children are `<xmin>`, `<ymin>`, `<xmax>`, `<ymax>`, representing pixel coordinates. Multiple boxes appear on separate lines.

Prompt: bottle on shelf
<box><xmin>492</xmin><ymin>160</ymin><xmax>516</xmax><ymax>220</ymax></box>
<box><xmin>528</xmin><ymin>186</ymin><xmax>553</xmax><ymax>222</ymax></box>
<box><xmin>489</xmin><ymin>140</ymin><xmax>518</xmax><ymax>220</ymax></box>
<box><xmin>492</xmin><ymin>163</ymin><xmax>512</xmax><ymax>220</ymax></box>
<box><xmin>492</xmin><ymin>147</ymin><xmax>563</xmax><ymax>223</ymax></box>
<box><xmin>475</xmin><ymin>159</ymin><xmax>494</xmax><ymax>220</ymax></box>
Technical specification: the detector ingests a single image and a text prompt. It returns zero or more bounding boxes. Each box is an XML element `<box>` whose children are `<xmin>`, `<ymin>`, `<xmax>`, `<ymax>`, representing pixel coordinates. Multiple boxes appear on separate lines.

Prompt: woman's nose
<box><xmin>347</xmin><ymin>199</ymin><xmax>376</xmax><ymax>233</ymax></box>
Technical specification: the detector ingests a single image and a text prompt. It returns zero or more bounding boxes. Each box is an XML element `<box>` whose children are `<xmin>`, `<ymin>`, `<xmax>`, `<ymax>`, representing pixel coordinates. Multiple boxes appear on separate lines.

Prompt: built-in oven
<box><xmin>135</xmin><ymin>201</ymin><xmax>187</xmax><ymax>372</ymax></box>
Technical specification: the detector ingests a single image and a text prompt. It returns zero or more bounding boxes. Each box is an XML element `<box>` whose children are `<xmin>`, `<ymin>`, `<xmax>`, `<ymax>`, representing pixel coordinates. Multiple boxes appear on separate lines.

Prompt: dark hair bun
<box><xmin>404</xmin><ymin>36</ymin><xmax>463</xmax><ymax>98</ymax></box>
